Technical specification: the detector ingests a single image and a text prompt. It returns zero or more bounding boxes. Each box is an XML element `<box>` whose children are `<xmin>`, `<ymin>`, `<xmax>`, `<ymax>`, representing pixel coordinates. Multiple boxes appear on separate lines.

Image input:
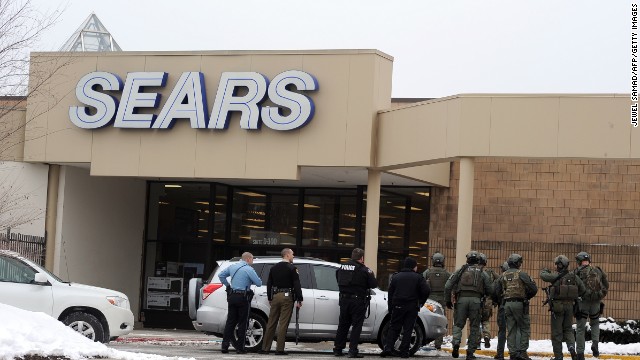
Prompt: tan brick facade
<box><xmin>429</xmin><ymin>158</ymin><xmax>640</xmax><ymax>340</ymax></box>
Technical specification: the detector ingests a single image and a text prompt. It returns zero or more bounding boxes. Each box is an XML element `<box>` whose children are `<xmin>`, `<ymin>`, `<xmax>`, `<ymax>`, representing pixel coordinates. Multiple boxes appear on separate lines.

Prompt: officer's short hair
<box><xmin>241</xmin><ymin>252</ymin><xmax>253</xmax><ymax>261</ymax></box>
<box><xmin>281</xmin><ymin>248</ymin><xmax>293</xmax><ymax>257</ymax></box>
<box><xmin>351</xmin><ymin>248</ymin><xmax>365</xmax><ymax>261</ymax></box>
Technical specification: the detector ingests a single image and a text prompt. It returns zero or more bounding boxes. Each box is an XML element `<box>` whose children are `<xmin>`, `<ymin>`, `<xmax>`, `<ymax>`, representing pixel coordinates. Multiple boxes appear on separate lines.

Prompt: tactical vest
<box><xmin>426</xmin><ymin>267</ymin><xmax>448</xmax><ymax>293</ymax></box>
<box><xmin>458</xmin><ymin>265</ymin><xmax>484</xmax><ymax>294</ymax></box>
<box><xmin>337</xmin><ymin>262</ymin><xmax>358</xmax><ymax>287</ymax></box>
<box><xmin>502</xmin><ymin>269</ymin><xmax>526</xmax><ymax>299</ymax></box>
<box><xmin>550</xmin><ymin>272</ymin><xmax>579</xmax><ymax>301</ymax></box>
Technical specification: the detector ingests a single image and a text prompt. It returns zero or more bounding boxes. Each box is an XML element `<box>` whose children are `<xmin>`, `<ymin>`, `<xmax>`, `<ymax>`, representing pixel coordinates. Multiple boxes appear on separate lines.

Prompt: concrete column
<box><xmin>455</xmin><ymin>158</ymin><xmax>475</xmax><ymax>269</ymax></box>
<box><xmin>364</xmin><ymin>169</ymin><xmax>381</xmax><ymax>274</ymax></box>
<box><xmin>44</xmin><ymin>164</ymin><xmax>60</xmax><ymax>272</ymax></box>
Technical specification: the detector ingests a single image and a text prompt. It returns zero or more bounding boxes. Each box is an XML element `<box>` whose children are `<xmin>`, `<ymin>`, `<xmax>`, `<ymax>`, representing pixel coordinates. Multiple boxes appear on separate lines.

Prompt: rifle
<box><xmin>295</xmin><ymin>304</ymin><xmax>300</xmax><ymax>345</ymax></box>
<box><xmin>542</xmin><ymin>286</ymin><xmax>555</xmax><ymax>319</ymax></box>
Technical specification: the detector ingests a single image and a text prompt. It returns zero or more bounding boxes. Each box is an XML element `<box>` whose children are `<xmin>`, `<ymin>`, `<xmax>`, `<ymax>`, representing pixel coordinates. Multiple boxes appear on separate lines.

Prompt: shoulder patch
<box><xmin>367</xmin><ymin>268</ymin><xmax>373</xmax><ymax>274</ymax></box>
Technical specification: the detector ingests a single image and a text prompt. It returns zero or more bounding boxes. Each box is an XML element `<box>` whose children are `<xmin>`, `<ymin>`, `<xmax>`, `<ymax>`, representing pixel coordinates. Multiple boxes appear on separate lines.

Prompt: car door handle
<box><xmin>315</xmin><ymin>296</ymin><xmax>329</xmax><ymax>300</ymax></box>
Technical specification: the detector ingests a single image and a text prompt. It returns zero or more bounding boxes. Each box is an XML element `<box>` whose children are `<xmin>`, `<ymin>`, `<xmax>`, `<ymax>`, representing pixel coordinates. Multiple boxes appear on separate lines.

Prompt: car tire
<box><xmin>232</xmin><ymin>311</ymin><xmax>267</xmax><ymax>352</ymax></box>
<box><xmin>188</xmin><ymin>278</ymin><xmax>203</xmax><ymax>320</ymax></box>
<box><xmin>378</xmin><ymin>320</ymin><xmax>424</xmax><ymax>355</ymax></box>
<box><xmin>63</xmin><ymin>312</ymin><xmax>108</xmax><ymax>343</ymax></box>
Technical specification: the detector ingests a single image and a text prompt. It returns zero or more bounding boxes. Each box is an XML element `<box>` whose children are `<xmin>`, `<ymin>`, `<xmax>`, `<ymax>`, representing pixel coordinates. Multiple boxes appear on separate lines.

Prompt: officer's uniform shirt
<box><xmin>388</xmin><ymin>268</ymin><xmax>430</xmax><ymax>308</ymax></box>
<box><xmin>267</xmin><ymin>260</ymin><xmax>303</xmax><ymax>301</ymax></box>
<box><xmin>218</xmin><ymin>260</ymin><xmax>262</xmax><ymax>290</ymax></box>
<box><xmin>336</xmin><ymin>259</ymin><xmax>377</xmax><ymax>296</ymax></box>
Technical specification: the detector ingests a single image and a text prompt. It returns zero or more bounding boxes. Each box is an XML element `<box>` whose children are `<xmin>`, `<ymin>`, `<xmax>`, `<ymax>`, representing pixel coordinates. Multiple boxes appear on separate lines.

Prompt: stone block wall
<box><xmin>429</xmin><ymin>158</ymin><xmax>640</xmax><ymax>340</ymax></box>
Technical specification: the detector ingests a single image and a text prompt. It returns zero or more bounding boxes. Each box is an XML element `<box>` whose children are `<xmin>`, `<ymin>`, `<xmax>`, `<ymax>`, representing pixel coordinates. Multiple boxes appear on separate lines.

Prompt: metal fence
<box><xmin>0</xmin><ymin>228</ymin><xmax>46</xmax><ymax>265</ymax></box>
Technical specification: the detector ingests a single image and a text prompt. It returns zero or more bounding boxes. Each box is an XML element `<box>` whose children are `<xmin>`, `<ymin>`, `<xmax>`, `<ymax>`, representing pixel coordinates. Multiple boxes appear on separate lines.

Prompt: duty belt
<box><xmin>273</xmin><ymin>288</ymin><xmax>292</xmax><ymax>293</ymax></box>
<box><xmin>504</xmin><ymin>298</ymin><xmax>525</xmax><ymax>302</ymax></box>
<box><xmin>340</xmin><ymin>293</ymin><xmax>366</xmax><ymax>299</ymax></box>
<box><xmin>230</xmin><ymin>289</ymin><xmax>247</xmax><ymax>294</ymax></box>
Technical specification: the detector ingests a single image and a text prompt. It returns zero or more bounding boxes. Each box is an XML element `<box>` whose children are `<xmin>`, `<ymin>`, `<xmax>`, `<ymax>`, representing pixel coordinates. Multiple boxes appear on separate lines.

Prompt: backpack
<box><xmin>578</xmin><ymin>265</ymin><xmax>606</xmax><ymax>301</ymax></box>
<box><xmin>425</xmin><ymin>267</ymin><xmax>448</xmax><ymax>293</ymax></box>
<box><xmin>457</xmin><ymin>265</ymin><xmax>484</xmax><ymax>294</ymax></box>
<box><xmin>550</xmin><ymin>272</ymin><xmax>579</xmax><ymax>301</ymax></box>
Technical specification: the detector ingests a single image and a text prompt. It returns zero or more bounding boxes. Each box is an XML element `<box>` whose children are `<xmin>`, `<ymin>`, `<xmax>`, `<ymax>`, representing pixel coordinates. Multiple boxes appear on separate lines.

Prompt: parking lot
<box><xmin>108</xmin><ymin>329</ymin><xmax>452</xmax><ymax>359</ymax></box>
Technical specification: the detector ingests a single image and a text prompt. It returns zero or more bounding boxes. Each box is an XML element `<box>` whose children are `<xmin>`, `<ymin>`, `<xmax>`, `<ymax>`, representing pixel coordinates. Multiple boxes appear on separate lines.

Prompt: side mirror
<box><xmin>34</xmin><ymin>273</ymin><xmax>48</xmax><ymax>285</ymax></box>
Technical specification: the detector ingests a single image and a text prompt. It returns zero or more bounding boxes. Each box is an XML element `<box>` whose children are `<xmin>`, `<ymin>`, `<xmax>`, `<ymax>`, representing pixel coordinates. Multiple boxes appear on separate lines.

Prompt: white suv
<box><xmin>0</xmin><ymin>250</ymin><xmax>134</xmax><ymax>343</ymax></box>
<box><xmin>188</xmin><ymin>256</ymin><xmax>448</xmax><ymax>355</ymax></box>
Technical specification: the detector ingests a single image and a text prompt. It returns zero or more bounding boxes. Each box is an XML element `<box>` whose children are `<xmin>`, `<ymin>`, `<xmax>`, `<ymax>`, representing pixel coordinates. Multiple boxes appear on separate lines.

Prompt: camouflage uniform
<box><xmin>444</xmin><ymin>251</ymin><xmax>492</xmax><ymax>359</ymax></box>
<box><xmin>423</xmin><ymin>252</ymin><xmax>451</xmax><ymax>350</ymax></box>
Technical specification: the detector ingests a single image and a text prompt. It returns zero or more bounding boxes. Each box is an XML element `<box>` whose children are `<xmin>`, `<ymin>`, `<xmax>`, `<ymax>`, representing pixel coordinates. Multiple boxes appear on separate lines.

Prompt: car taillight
<box><xmin>202</xmin><ymin>283</ymin><xmax>224</xmax><ymax>300</ymax></box>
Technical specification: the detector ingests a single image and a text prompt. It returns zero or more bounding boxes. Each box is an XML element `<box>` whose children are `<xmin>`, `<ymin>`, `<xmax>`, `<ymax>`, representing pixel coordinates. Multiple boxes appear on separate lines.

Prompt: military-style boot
<box><xmin>569</xmin><ymin>346</ymin><xmax>577</xmax><ymax>360</ymax></box>
<box><xmin>591</xmin><ymin>342</ymin><xmax>599</xmax><ymax>358</ymax></box>
<box><xmin>452</xmin><ymin>344</ymin><xmax>460</xmax><ymax>358</ymax></box>
<box><xmin>517</xmin><ymin>351</ymin><xmax>532</xmax><ymax>360</ymax></box>
<box><xmin>577</xmin><ymin>353</ymin><xmax>585</xmax><ymax>360</ymax></box>
<box><xmin>494</xmin><ymin>353</ymin><xmax>505</xmax><ymax>360</ymax></box>
<box><xmin>466</xmin><ymin>350</ymin><xmax>476</xmax><ymax>359</ymax></box>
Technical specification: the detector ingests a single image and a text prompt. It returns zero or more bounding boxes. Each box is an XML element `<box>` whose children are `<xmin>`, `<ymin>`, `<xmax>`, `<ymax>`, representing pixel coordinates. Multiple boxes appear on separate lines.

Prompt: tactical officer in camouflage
<box><xmin>490</xmin><ymin>261</ymin><xmax>510</xmax><ymax>360</ymax></box>
<box><xmin>422</xmin><ymin>251</ymin><xmax>451</xmax><ymax>350</ymax></box>
<box><xmin>478</xmin><ymin>253</ymin><xmax>499</xmax><ymax>349</ymax></box>
<box><xmin>493</xmin><ymin>254</ymin><xmax>537</xmax><ymax>360</ymax></box>
<box><xmin>444</xmin><ymin>251</ymin><xmax>492</xmax><ymax>359</ymax></box>
<box><xmin>574</xmin><ymin>251</ymin><xmax>609</xmax><ymax>359</ymax></box>
<box><xmin>540</xmin><ymin>255</ymin><xmax>586</xmax><ymax>360</ymax></box>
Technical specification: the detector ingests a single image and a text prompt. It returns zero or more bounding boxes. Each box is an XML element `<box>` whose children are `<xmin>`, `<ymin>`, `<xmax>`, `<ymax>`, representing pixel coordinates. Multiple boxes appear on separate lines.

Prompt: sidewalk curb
<box><xmin>440</xmin><ymin>348</ymin><xmax>640</xmax><ymax>360</ymax></box>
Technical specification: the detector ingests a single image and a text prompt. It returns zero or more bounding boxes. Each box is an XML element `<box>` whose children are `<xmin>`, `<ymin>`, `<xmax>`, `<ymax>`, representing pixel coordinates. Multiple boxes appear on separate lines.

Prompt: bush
<box><xmin>582</xmin><ymin>318</ymin><xmax>640</xmax><ymax>344</ymax></box>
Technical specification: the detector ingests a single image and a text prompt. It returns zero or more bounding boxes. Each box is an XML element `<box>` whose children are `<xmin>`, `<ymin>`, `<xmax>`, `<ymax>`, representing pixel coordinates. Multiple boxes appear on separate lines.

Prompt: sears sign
<box><xmin>69</xmin><ymin>70</ymin><xmax>318</xmax><ymax>131</ymax></box>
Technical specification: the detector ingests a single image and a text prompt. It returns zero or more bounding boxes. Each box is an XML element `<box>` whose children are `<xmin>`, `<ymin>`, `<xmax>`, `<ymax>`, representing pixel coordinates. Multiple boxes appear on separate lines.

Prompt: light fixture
<box><xmin>338</xmin><ymin>234</ymin><xmax>353</xmax><ymax>237</ymax></box>
<box><xmin>237</xmin><ymin>191</ymin><xmax>266</xmax><ymax>197</ymax></box>
<box><xmin>393</xmin><ymin>205</ymin><xmax>423</xmax><ymax>211</ymax></box>
<box><xmin>198</xmin><ymin>229</ymin><xmax>208</xmax><ymax>233</ymax></box>
<box><xmin>158</xmin><ymin>201</ymin><xmax>169</xmax><ymax>205</ymax></box>
<box><xmin>389</xmin><ymin>222</ymin><xmax>405</xmax><ymax>227</ymax></box>
<box><xmin>415</xmin><ymin>192</ymin><xmax>430</xmax><ymax>197</ymax></box>
<box><xmin>195</xmin><ymin>201</ymin><xmax>209</xmax><ymax>205</ymax></box>
<box><xmin>340</xmin><ymin>227</ymin><xmax>356</xmax><ymax>232</ymax></box>
<box><xmin>303</xmin><ymin>220</ymin><xmax>320</xmax><ymax>224</ymax></box>
<box><xmin>165</xmin><ymin>184</ymin><xmax>182</xmax><ymax>188</ymax></box>
<box><xmin>242</xmin><ymin>225</ymin><xmax>263</xmax><ymax>229</ymax></box>
<box><xmin>415</xmin><ymin>241</ymin><xmax>428</xmax><ymax>245</ymax></box>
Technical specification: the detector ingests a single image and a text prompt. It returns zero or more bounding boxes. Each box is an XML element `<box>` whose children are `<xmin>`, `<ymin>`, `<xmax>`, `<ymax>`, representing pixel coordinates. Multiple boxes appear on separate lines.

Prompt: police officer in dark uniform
<box><xmin>333</xmin><ymin>248</ymin><xmax>378</xmax><ymax>358</ymax></box>
<box><xmin>260</xmin><ymin>248</ymin><xmax>303</xmax><ymax>355</ymax></box>
<box><xmin>380</xmin><ymin>257</ymin><xmax>430</xmax><ymax>358</ymax></box>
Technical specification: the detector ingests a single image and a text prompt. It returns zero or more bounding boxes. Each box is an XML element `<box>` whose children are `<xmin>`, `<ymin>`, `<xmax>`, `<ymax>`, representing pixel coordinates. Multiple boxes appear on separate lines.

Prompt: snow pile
<box><xmin>0</xmin><ymin>303</ymin><xmax>194</xmax><ymax>360</ymax></box>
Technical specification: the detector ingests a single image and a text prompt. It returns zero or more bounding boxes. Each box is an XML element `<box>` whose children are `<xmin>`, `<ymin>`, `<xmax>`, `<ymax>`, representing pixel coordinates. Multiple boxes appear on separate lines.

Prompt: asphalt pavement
<box><xmin>107</xmin><ymin>328</ymin><xmax>453</xmax><ymax>359</ymax></box>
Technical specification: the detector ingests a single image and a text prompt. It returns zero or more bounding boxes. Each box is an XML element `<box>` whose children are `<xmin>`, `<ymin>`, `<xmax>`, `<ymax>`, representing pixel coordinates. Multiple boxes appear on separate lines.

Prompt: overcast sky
<box><xmin>31</xmin><ymin>0</ymin><xmax>629</xmax><ymax>98</ymax></box>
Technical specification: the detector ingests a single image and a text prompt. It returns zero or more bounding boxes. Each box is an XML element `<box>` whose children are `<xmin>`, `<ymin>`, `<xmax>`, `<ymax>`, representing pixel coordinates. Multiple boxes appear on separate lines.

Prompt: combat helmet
<box><xmin>507</xmin><ymin>253</ymin><xmax>523</xmax><ymax>268</ymax></box>
<box><xmin>500</xmin><ymin>261</ymin><xmax>509</xmax><ymax>272</ymax></box>
<box><xmin>466</xmin><ymin>251</ymin><xmax>480</xmax><ymax>264</ymax></box>
<box><xmin>478</xmin><ymin>253</ymin><xmax>487</xmax><ymax>265</ymax></box>
<box><xmin>431</xmin><ymin>252</ymin><xmax>445</xmax><ymax>267</ymax></box>
<box><xmin>576</xmin><ymin>251</ymin><xmax>591</xmax><ymax>263</ymax></box>
<box><xmin>554</xmin><ymin>255</ymin><xmax>569</xmax><ymax>270</ymax></box>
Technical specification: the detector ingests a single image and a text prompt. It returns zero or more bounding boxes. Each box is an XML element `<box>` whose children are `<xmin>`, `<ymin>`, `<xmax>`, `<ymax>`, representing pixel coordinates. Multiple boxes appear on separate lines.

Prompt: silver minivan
<box><xmin>188</xmin><ymin>256</ymin><xmax>447</xmax><ymax>355</ymax></box>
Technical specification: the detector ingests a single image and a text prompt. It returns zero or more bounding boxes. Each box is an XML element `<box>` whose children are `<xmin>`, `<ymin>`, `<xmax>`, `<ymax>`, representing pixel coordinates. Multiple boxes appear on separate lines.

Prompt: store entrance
<box><xmin>141</xmin><ymin>182</ymin><xmax>430</xmax><ymax>328</ymax></box>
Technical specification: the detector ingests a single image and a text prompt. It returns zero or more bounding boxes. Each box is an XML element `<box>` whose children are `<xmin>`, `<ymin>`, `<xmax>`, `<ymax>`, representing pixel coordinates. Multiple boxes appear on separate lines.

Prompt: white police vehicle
<box><xmin>188</xmin><ymin>256</ymin><xmax>447</xmax><ymax>355</ymax></box>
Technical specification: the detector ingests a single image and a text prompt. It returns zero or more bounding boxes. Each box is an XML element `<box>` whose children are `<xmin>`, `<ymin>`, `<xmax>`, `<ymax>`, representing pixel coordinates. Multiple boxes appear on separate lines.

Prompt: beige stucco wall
<box><xmin>24</xmin><ymin>50</ymin><xmax>393</xmax><ymax>180</ymax></box>
<box><xmin>377</xmin><ymin>94</ymin><xmax>632</xmax><ymax>169</ymax></box>
<box><xmin>53</xmin><ymin>165</ymin><xmax>145</xmax><ymax>317</ymax></box>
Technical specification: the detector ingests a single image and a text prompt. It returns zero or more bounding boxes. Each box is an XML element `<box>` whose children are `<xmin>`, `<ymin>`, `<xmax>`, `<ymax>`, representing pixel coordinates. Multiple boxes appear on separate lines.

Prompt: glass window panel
<box><xmin>378</xmin><ymin>191</ymin><xmax>407</xmax><ymax>251</ymax></box>
<box><xmin>301</xmin><ymin>194</ymin><xmax>335</xmax><ymax>247</ymax></box>
<box><xmin>0</xmin><ymin>256</ymin><xmax>36</xmax><ymax>283</ymax></box>
<box><xmin>229</xmin><ymin>189</ymin><xmax>267</xmax><ymax>245</ymax></box>
<box><xmin>266</xmin><ymin>191</ymin><xmax>298</xmax><ymax>246</ymax></box>
<box><xmin>212</xmin><ymin>184</ymin><xmax>228</xmax><ymax>245</ymax></box>
<box><xmin>313</xmin><ymin>265</ymin><xmax>339</xmax><ymax>291</ymax></box>
<box><xmin>148</xmin><ymin>183</ymin><xmax>211</xmax><ymax>242</ymax></box>
<box><xmin>337</xmin><ymin>195</ymin><xmax>357</xmax><ymax>248</ymax></box>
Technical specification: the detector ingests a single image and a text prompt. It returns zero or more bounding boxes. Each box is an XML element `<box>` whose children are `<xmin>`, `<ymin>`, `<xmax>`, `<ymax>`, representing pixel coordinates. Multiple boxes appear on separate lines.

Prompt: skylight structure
<box><xmin>59</xmin><ymin>13</ymin><xmax>122</xmax><ymax>52</ymax></box>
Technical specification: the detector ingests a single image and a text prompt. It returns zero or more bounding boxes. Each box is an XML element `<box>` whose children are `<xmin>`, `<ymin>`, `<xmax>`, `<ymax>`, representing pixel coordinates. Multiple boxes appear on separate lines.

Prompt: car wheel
<box><xmin>379</xmin><ymin>320</ymin><xmax>424</xmax><ymax>355</ymax></box>
<box><xmin>188</xmin><ymin>278</ymin><xmax>203</xmax><ymax>320</ymax></box>
<box><xmin>232</xmin><ymin>311</ymin><xmax>267</xmax><ymax>352</ymax></box>
<box><xmin>63</xmin><ymin>312</ymin><xmax>107</xmax><ymax>343</ymax></box>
